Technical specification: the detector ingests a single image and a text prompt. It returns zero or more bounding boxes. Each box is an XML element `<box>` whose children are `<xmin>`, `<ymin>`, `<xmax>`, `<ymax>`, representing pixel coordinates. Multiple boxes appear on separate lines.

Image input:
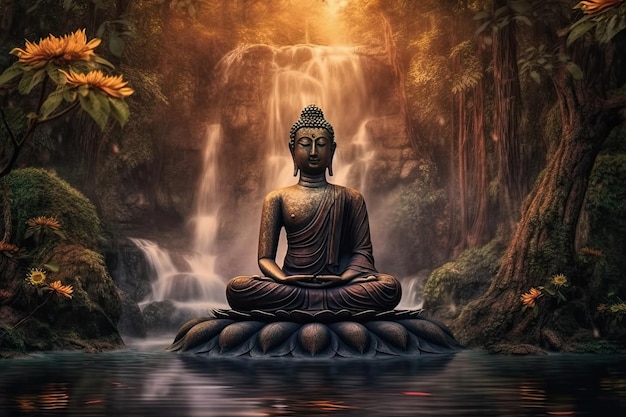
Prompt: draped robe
<box><xmin>226</xmin><ymin>184</ymin><xmax>402</xmax><ymax>312</ymax></box>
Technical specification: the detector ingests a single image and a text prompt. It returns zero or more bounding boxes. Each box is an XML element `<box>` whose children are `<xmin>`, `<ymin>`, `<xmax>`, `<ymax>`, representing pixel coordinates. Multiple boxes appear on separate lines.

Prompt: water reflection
<box><xmin>0</xmin><ymin>348</ymin><xmax>625</xmax><ymax>416</ymax></box>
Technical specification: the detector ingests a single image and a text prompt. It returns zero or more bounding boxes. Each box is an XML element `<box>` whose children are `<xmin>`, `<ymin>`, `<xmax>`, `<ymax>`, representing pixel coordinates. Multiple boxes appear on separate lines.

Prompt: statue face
<box><xmin>292</xmin><ymin>128</ymin><xmax>335</xmax><ymax>175</ymax></box>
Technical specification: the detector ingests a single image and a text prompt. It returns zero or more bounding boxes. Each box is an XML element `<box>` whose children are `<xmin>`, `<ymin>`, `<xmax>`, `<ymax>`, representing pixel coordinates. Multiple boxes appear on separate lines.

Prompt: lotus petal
<box><xmin>218</xmin><ymin>321</ymin><xmax>265</xmax><ymax>353</ymax></box>
<box><xmin>170</xmin><ymin>317</ymin><xmax>212</xmax><ymax>346</ymax></box>
<box><xmin>174</xmin><ymin>319</ymin><xmax>234</xmax><ymax>352</ymax></box>
<box><xmin>296</xmin><ymin>323</ymin><xmax>333</xmax><ymax>356</ymax></box>
<box><xmin>398</xmin><ymin>318</ymin><xmax>463</xmax><ymax>350</ymax></box>
<box><xmin>257</xmin><ymin>322</ymin><xmax>301</xmax><ymax>353</ymax></box>
<box><xmin>365</xmin><ymin>321</ymin><xmax>409</xmax><ymax>350</ymax></box>
<box><xmin>328</xmin><ymin>322</ymin><xmax>370</xmax><ymax>354</ymax></box>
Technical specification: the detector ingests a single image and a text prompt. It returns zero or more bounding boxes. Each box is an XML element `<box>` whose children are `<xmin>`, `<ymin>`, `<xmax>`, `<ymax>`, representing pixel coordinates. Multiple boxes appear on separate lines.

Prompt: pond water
<box><xmin>1</xmin><ymin>337</ymin><xmax>625</xmax><ymax>417</ymax></box>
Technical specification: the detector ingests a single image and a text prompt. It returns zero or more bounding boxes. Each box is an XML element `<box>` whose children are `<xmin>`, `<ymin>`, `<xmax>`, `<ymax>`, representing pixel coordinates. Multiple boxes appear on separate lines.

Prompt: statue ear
<box><xmin>289</xmin><ymin>142</ymin><xmax>299</xmax><ymax>176</ymax></box>
<box><xmin>328</xmin><ymin>141</ymin><xmax>337</xmax><ymax>176</ymax></box>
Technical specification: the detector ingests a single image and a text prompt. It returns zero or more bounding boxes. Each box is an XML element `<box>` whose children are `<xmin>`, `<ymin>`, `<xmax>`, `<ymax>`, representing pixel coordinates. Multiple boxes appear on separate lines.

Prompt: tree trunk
<box><xmin>492</xmin><ymin>0</ymin><xmax>525</xmax><ymax>237</ymax></box>
<box><xmin>451</xmin><ymin>66</ymin><xmax>623</xmax><ymax>349</ymax></box>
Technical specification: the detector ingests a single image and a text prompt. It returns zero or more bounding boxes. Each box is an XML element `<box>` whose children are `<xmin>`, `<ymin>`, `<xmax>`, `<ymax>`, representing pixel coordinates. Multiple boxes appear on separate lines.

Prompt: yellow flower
<box><xmin>521</xmin><ymin>287</ymin><xmax>543</xmax><ymax>308</ymax></box>
<box><xmin>60</xmin><ymin>69</ymin><xmax>134</xmax><ymax>98</ymax></box>
<box><xmin>552</xmin><ymin>274</ymin><xmax>569</xmax><ymax>287</ymax></box>
<box><xmin>10</xmin><ymin>29</ymin><xmax>101</xmax><ymax>69</ymax></box>
<box><xmin>27</xmin><ymin>216</ymin><xmax>61</xmax><ymax>231</ymax></box>
<box><xmin>26</xmin><ymin>268</ymin><xmax>47</xmax><ymax>286</ymax></box>
<box><xmin>47</xmin><ymin>280</ymin><xmax>73</xmax><ymax>299</ymax></box>
<box><xmin>574</xmin><ymin>0</ymin><xmax>624</xmax><ymax>15</ymax></box>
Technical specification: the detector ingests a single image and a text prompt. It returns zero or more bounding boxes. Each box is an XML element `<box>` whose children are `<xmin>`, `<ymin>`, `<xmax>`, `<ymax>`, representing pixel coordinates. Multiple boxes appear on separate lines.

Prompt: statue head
<box><xmin>289</xmin><ymin>104</ymin><xmax>336</xmax><ymax>176</ymax></box>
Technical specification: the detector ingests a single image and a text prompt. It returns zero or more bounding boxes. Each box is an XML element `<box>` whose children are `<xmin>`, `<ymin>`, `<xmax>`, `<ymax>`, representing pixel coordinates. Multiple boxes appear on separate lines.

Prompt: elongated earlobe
<box><xmin>328</xmin><ymin>142</ymin><xmax>336</xmax><ymax>176</ymax></box>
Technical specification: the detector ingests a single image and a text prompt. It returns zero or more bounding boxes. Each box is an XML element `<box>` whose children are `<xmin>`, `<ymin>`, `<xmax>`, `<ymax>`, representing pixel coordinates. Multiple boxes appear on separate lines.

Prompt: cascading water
<box><xmin>265</xmin><ymin>45</ymin><xmax>374</xmax><ymax>190</ymax></box>
<box><xmin>134</xmin><ymin>43</ymin><xmax>419</xmax><ymax>316</ymax></box>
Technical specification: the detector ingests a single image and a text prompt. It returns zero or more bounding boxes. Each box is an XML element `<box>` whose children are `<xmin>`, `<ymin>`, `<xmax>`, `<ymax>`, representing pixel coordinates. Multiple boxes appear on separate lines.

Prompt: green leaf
<box><xmin>473</xmin><ymin>11</ymin><xmax>490</xmax><ymax>20</ymax></box>
<box><xmin>63</xmin><ymin>89</ymin><xmax>78</xmax><ymax>102</ymax></box>
<box><xmin>39</xmin><ymin>88</ymin><xmax>65</xmax><ymax>119</ymax></box>
<box><xmin>109</xmin><ymin>35</ymin><xmax>126</xmax><ymax>57</ymax></box>
<box><xmin>46</xmin><ymin>63</ymin><xmax>63</xmax><ymax>85</ymax></box>
<box><xmin>43</xmin><ymin>263</ymin><xmax>60</xmax><ymax>272</ymax></box>
<box><xmin>0</xmin><ymin>62</ymin><xmax>25</xmax><ymax>87</ymax></box>
<box><xmin>96</xmin><ymin>21</ymin><xmax>107</xmax><ymax>39</ymax></box>
<box><xmin>475</xmin><ymin>20</ymin><xmax>491</xmax><ymax>35</ymax></box>
<box><xmin>530</xmin><ymin>70</ymin><xmax>541</xmax><ymax>84</ymax></box>
<box><xmin>17</xmin><ymin>68</ymin><xmax>34</xmax><ymax>94</ymax></box>
<box><xmin>18</xmin><ymin>68</ymin><xmax>45</xmax><ymax>95</ymax></box>
<box><xmin>566</xmin><ymin>20</ymin><xmax>596</xmax><ymax>47</ymax></box>
<box><xmin>93</xmin><ymin>55</ymin><xmax>115</xmax><ymax>69</ymax></box>
<box><xmin>79</xmin><ymin>91</ymin><xmax>109</xmax><ymax>131</ymax></box>
<box><xmin>494</xmin><ymin>6</ymin><xmax>508</xmax><ymax>18</ymax></box>
<box><xmin>109</xmin><ymin>97</ymin><xmax>131</xmax><ymax>127</ymax></box>
<box><xmin>78</xmin><ymin>85</ymin><xmax>90</xmax><ymax>97</ymax></box>
<box><xmin>566</xmin><ymin>62</ymin><xmax>584</xmax><ymax>80</ymax></box>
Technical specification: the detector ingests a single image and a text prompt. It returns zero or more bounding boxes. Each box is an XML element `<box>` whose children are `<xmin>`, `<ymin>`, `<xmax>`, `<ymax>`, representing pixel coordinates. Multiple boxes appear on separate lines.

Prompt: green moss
<box><xmin>48</xmin><ymin>244</ymin><xmax>121</xmax><ymax>322</ymax></box>
<box><xmin>1</xmin><ymin>168</ymin><xmax>101</xmax><ymax>248</ymax></box>
<box><xmin>580</xmin><ymin>149</ymin><xmax>626</xmax><ymax>328</ymax></box>
<box><xmin>423</xmin><ymin>239</ymin><xmax>504</xmax><ymax>319</ymax></box>
<box><xmin>0</xmin><ymin>168</ymin><xmax>124</xmax><ymax>354</ymax></box>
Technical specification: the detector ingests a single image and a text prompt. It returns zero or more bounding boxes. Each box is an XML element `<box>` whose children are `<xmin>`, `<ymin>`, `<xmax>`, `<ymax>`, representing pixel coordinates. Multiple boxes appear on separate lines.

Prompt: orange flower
<box><xmin>521</xmin><ymin>288</ymin><xmax>543</xmax><ymax>308</ymax></box>
<box><xmin>0</xmin><ymin>242</ymin><xmax>19</xmax><ymax>254</ymax></box>
<box><xmin>574</xmin><ymin>0</ymin><xmax>624</xmax><ymax>15</ymax></box>
<box><xmin>60</xmin><ymin>69</ymin><xmax>134</xmax><ymax>98</ymax></box>
<box><xmin>47</xmin><ymin>280</ymin><xmax>73</xmax><ymax>299</ymax></box>
<box><xmin>27</xmin><ymin>216</ymin><xmax>61</xmax><ymax>231</ymax></box>
<box><xmin>10</xmin><ymin>29</ymin><xmax>101</xmax><ymax>69</ymax></box>
<box><xmin>597</xmin><ymin>303</ymin><xmax>607</xmax><ymax>313</ymax></box>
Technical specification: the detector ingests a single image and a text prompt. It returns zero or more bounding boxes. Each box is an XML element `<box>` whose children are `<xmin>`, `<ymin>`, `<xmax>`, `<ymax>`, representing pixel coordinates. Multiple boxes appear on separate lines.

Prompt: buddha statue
<box><xmin>226</xmin><ymin>104</ymin><xmax>402</xmax><ymax>312</ymax></box>
<box><xmin>168</xmin><ymin>105</ymin><xmax>463</xmax><ymax>357</ymax></box>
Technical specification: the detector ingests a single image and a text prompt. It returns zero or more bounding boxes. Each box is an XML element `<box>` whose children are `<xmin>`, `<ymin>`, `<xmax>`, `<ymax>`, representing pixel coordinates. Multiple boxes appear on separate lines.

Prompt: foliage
<box><xmin>595</xmin><ymin>294</ymin><xmax>626</xmax><ymax>339</ymax></box>
<box><xmin>450</xmin><ymin>40</ymin><xmax>484</xmax><ymax>94</ymax></box>
<box><xmin>473</xmin><ymin>0</ymin><xmax>533</xmax><ymax>38</ymax></box>
<box><xmin>585</xmin><ymin>154</ymin><xmax>626</xmax><ymax>232</ymax></box>
<box><xmin>0</xmin><ymin>28</ymin><xmax>134</xmax><ymax>177</ymax></box>
<box><xmin>582</xmin><ymin>150</ymin><xmax>626</xmax><ymax>306</ymax></box>
<box><xmin>568</xmin><ymin>1</ymin><xmax>626</xmax><ymax>45</ymax></box>
<box><xmin>517</xmin><ymin>44</ymin><xmax>583</xmax><ymax>84</ymax></box>
<box><xmin>390</xmin><ymin>162</ymin><xmax>448</xmax><ymax>263</ymax></box>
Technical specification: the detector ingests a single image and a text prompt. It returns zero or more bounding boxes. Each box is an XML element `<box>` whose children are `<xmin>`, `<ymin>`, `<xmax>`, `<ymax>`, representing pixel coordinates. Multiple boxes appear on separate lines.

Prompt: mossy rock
<box><xmin>0</xmin><ymin>168</ymin><xmax>124</xmax><ymax>354</ymax></box>
<box><xmin>1</xmin><ymin>167</ymin><xmax>101</xmax><ymax>248</ymax></box>
<box><xmin>422</xmin><ymin>240</ymin><xmax>504</xmax><ymax>322</ymax></box>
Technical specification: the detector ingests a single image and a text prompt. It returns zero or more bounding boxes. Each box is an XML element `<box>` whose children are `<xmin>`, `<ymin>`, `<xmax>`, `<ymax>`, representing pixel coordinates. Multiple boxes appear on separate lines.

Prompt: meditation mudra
<box><xmin>226</xmin><ymin>104</ymin><xmax>402</xmax><ymax>312</ymax></box>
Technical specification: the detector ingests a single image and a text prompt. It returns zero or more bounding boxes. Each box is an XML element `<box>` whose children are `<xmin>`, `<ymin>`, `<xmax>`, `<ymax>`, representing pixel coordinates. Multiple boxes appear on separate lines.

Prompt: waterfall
<box><xmin>133</xmin><ymin>43</ymin><xmax>420</xmax><ymax>310</ymax></box>
<box><xmin>265</xmin><ymin>45</ymin><xmax>374</xmax><ymax>190</ymax></box>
